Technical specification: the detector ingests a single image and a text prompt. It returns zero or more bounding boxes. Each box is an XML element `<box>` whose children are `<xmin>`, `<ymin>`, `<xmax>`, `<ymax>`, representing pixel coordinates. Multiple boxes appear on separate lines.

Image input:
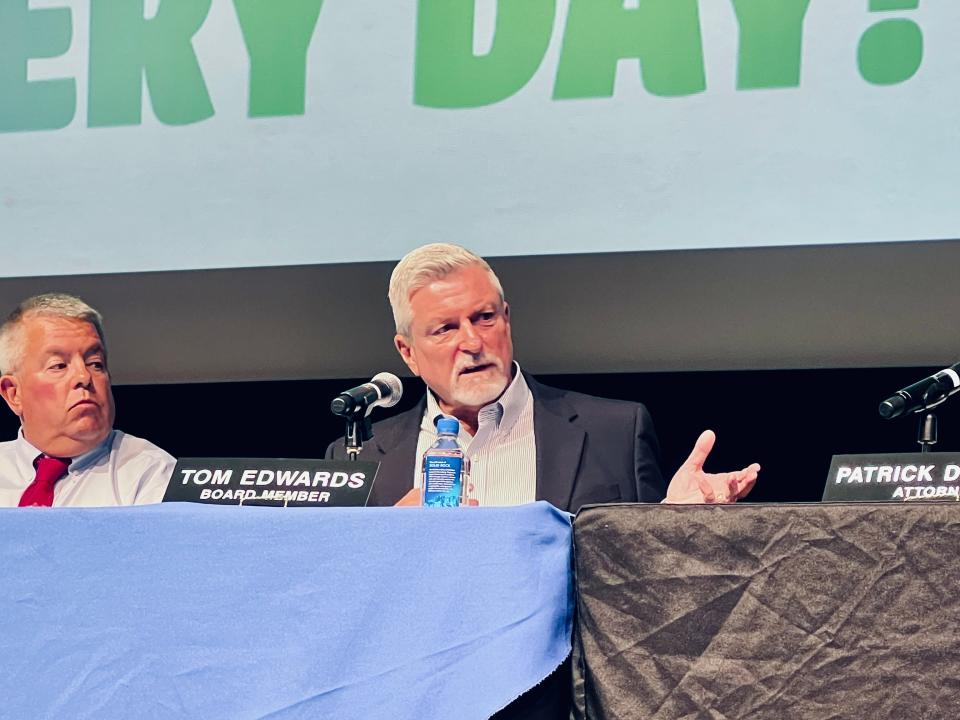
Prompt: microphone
<box><xmin>878</xmin><ymin>363</ymin><xmax>960</xmax><ymax>419</ymax></box>
<box><xmin>330</xmin><ymin>372</ymin><xmax>402</xmax><ymax>417</ymax></box>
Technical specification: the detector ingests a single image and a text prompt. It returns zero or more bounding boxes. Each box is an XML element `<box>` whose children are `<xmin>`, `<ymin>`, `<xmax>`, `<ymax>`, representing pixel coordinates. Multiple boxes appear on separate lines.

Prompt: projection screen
<box><xmin>1</xmin><ymin>0</ymin><xmax>954</xmax><ymax>278</ymax></box>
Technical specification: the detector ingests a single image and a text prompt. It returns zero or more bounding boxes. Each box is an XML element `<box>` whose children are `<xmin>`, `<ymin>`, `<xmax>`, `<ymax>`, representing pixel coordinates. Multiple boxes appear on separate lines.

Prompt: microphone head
<box><xmin>372</xmin><ymin>372</ymin><xmax>403</xmax><ymax>408</ymax></box>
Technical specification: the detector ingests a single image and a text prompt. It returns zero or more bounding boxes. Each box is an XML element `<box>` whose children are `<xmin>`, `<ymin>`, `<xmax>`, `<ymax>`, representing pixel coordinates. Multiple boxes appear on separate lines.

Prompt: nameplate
<box><xmin>824</xmin><ymin>453</ymin><xmax>960</xmax><ymax>502</ymax></box>
<box><xmin>162</xmin><ymin>458</ymin><xmax>379</xmax><ymax>507</ymax></box>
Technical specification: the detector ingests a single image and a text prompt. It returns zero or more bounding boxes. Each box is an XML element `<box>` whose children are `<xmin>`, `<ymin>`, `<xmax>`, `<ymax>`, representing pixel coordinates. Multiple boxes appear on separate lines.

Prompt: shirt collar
<box><xmin>15</xmin><ymin>428</ymin><xmax>116</xmax><ymax>473</ymax></box>
<box><xmin>421</xmin><ymin>362</ymin><xmax>530</xmax><ymax>436</ymax></box>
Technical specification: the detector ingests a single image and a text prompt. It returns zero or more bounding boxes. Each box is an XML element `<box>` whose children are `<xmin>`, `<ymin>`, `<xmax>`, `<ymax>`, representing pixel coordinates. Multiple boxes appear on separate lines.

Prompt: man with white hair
<box><xmin>0</xmin><ymin>293</ymin><xmax>174</xmax><ymax>507</ymax></box>
<box><xmin>329</xmin><ymin>243</ymin><xmax>759</xmax><ymax>510</ymax></box>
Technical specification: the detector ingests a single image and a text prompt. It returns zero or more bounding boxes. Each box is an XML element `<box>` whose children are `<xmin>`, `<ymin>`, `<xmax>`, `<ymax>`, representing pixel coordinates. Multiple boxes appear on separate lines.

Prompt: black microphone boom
<box><xmin>331</xmin><ymin>373</ymin><xmax>403</xmax><ymax>417</ymax></box>
<box><xmin>878</xmin><ymin>363</ymin><xmax>960</xmax><ymax>419</ymax></box>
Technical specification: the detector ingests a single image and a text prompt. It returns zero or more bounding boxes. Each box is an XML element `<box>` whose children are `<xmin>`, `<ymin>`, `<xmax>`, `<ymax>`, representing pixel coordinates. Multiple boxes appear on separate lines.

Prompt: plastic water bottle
<box><xmin>421</xmin><ymin>417</ymin><xmax>474</xmax><ymax>507</ymax></box>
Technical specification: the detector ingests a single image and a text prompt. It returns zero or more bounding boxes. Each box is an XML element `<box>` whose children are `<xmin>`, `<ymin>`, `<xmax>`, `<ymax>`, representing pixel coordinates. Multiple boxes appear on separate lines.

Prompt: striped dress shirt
<box><xmin>413</xmin><ymin>365</ymin><xmax>537</xmax><ymax>506</ymax></box>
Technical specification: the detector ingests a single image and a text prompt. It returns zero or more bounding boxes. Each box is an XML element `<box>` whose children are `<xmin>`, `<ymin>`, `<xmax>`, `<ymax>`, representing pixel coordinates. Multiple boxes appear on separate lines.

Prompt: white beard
<box><xmin>448</xmin><ymin>371</ymin><xmax>509</xmax><ymax>408</ymax></box>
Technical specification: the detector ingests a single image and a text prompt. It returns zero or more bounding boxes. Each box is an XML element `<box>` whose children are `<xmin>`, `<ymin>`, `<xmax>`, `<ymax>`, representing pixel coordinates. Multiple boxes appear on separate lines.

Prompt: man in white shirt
<box><xmin>0</xmin><ymin>293</ymin><xmax>174</xmax><ymax>507</ymax></box>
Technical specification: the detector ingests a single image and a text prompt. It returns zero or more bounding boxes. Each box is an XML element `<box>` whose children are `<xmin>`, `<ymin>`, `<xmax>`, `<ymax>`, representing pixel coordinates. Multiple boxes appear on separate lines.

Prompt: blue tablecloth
<box><xmin>0</xmin><ymin>502</ymin><xmax>572</xmax><ymax>719</ymax></box>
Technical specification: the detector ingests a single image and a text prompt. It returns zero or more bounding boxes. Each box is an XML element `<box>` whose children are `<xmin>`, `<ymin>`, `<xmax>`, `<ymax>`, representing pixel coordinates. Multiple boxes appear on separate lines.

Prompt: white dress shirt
<box><xmin>414</xmin><ymin>365</ymin><xmax>537</xmax><ymax>506</ymax></box>
<box><xmin>0</xmin><ymin>429</ymin><xmax>175</xmax><ymax>507</ymax></box>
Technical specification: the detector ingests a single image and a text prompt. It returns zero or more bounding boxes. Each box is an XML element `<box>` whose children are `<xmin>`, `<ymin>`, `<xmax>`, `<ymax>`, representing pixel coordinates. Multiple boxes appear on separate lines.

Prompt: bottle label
<box><xmin>423</xmin><ymin>455</ymin><xmax>463</xmax><ymax>508</ymax></box>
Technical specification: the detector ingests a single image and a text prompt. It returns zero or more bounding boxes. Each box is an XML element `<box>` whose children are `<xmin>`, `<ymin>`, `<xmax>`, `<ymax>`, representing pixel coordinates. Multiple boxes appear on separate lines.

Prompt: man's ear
<box><xmin>394</xmin><ymin>334</ymin><xmax>420</xmax><ymax>377</ymax></box>
<box><xmin>0</xmin><ymin>375</ymin><xmax>23</xmax><ymax>418</ymax></box>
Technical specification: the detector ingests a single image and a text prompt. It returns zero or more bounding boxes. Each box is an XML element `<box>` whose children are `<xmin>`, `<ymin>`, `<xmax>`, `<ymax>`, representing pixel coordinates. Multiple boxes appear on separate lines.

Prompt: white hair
<box><xmin>388</xmin><ymin>243</ymin><xmax>505</xmax><ymax>336</ymax></box>
<box><xmin>0</xmin><ymin>293</ymin><xmax>106</xmax><ymax>374</ymax></box>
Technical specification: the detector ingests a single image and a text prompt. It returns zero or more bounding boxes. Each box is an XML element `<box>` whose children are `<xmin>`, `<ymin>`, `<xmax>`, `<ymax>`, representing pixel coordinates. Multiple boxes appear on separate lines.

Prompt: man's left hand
<box><xmin>665</xmin><ymin>429</ymin><xmax>759</xmax><ymax>504</ymax></box>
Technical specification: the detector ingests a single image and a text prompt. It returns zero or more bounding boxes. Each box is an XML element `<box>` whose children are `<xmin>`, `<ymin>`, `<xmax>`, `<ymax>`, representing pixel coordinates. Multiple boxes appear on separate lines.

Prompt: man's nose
<box><xmin>71</xmin><ymin>360</ymin><xmax>93</xmax><ymax>388</ymax></box>
<box><xmin>457</xmin><ymin>322</ymin><xmax>482</xmax><ymax>353</ymax></box>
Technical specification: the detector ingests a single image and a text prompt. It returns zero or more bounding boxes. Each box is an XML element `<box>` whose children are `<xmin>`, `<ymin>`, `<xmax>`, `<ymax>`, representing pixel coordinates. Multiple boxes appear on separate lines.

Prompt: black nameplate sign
<box><xmin>162</xmin><ymin>458</ymin><xmax>379</xmax><ymax>507</ymax></box>
<box><xmin>824</xmin><ymin>453</ymin><xmax>960</xmax><ymax>502</ymax></box>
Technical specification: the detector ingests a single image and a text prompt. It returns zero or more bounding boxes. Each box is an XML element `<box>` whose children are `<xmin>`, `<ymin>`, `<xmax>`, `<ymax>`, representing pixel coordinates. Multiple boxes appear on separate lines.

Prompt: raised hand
<box><xmin>665</xmin><ymin>430</ymin><xmax>759</xmax><ymax>504</ymax></box>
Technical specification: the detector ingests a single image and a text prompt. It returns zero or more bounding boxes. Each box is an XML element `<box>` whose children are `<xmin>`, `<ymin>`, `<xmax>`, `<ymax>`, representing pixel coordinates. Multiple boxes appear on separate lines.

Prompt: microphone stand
<box><xmin>343</xmin><ymin>411</ymin><xmax>373</xmax><ymax>461</ymax></box>
<box><xmin>917</xmin><ymin>411</ymin><xmax>938</xmax><ymax>453</ymax></box>
<box><xmin>915</xmin><ymin>383</ymin><xmax>945</xmax><ymax>454</ymax></box>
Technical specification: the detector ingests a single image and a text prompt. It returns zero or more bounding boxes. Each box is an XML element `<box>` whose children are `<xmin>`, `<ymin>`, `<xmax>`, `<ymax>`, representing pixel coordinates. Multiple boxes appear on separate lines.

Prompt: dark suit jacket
<box><xmin>327</xmin><ymin>373</ymin><xmax>666</xmax><ymax>513</ymax></box>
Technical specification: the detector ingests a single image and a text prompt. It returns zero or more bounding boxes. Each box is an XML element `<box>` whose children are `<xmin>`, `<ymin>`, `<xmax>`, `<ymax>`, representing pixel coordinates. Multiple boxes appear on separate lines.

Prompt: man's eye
<box><xmin>48</xmin><ymin>363</ymin><xmax>66</xmax><ymax>371</ymax></box>
<box><xmin>433</xmin><ymin>326</ymin><xmax>452</xmax><ymax>336</ymax></box>
<box><xmin>89</xmin><ymin>361</ymin><xmax>106</xmax><ymax>371</ymax></box>
<box><xmin>479</xmin><ymin>312</ymin><xmax>496</xmax><ymax>322</ymax></box>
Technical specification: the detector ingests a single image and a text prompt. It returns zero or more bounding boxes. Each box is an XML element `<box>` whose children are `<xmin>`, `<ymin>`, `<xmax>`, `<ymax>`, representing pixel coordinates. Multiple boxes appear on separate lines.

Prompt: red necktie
<box><xmin>18</xmin><ymin>455</ymin><xmax>71</xmax><ymax>507</ymax></box>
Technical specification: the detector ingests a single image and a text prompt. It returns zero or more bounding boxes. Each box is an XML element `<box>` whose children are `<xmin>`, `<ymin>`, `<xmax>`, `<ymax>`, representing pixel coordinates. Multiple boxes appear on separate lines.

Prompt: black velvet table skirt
<box><xmin>572</xmin><ymin>503</ymin><xmax>960</xmax><ymax>719</ymax></box>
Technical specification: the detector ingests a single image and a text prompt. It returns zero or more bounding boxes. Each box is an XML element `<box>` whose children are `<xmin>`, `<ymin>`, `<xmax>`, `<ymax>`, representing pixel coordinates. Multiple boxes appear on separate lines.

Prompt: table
<box><xmin>573</xmin><ymin>502</ymin><xmax>960</xmax><ymax>719</ymax></box>
<box><xmin>0</xmin><ymin>501</ymin><xmax>572</xmax><ymax>720</ymax></box>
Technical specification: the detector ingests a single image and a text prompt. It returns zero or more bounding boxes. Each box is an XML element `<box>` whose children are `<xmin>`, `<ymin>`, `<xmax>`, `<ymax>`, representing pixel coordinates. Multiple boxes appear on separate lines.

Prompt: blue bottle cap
<box><xmin>436</xmin><ymin>417</ymin><xmax>460</xmax><ymax>435</ymax></box>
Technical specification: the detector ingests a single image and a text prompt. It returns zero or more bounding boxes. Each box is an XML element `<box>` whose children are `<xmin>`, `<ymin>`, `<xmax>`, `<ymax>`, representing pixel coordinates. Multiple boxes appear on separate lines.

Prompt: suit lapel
<box><xmin>367</xmin><ymin>397</ymin><xmax>425</xmax><ymax>506</ymax></box>
<box><xmin>529</xmin><ymin>376</ymin><xmax>585</xmax><ymax>512</ymax></box>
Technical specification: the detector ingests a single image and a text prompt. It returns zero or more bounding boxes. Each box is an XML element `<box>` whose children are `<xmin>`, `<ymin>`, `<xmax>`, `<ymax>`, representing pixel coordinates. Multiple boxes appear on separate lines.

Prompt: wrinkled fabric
<box><xmin>0</xmin><ymin>502</ymin><xmax>572</xmax><ymax>720</ymax></box>
<box><xmin>573</xmin><ymin>503</ymin><xmax>960</xmax><ymax>720</ymax></box>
